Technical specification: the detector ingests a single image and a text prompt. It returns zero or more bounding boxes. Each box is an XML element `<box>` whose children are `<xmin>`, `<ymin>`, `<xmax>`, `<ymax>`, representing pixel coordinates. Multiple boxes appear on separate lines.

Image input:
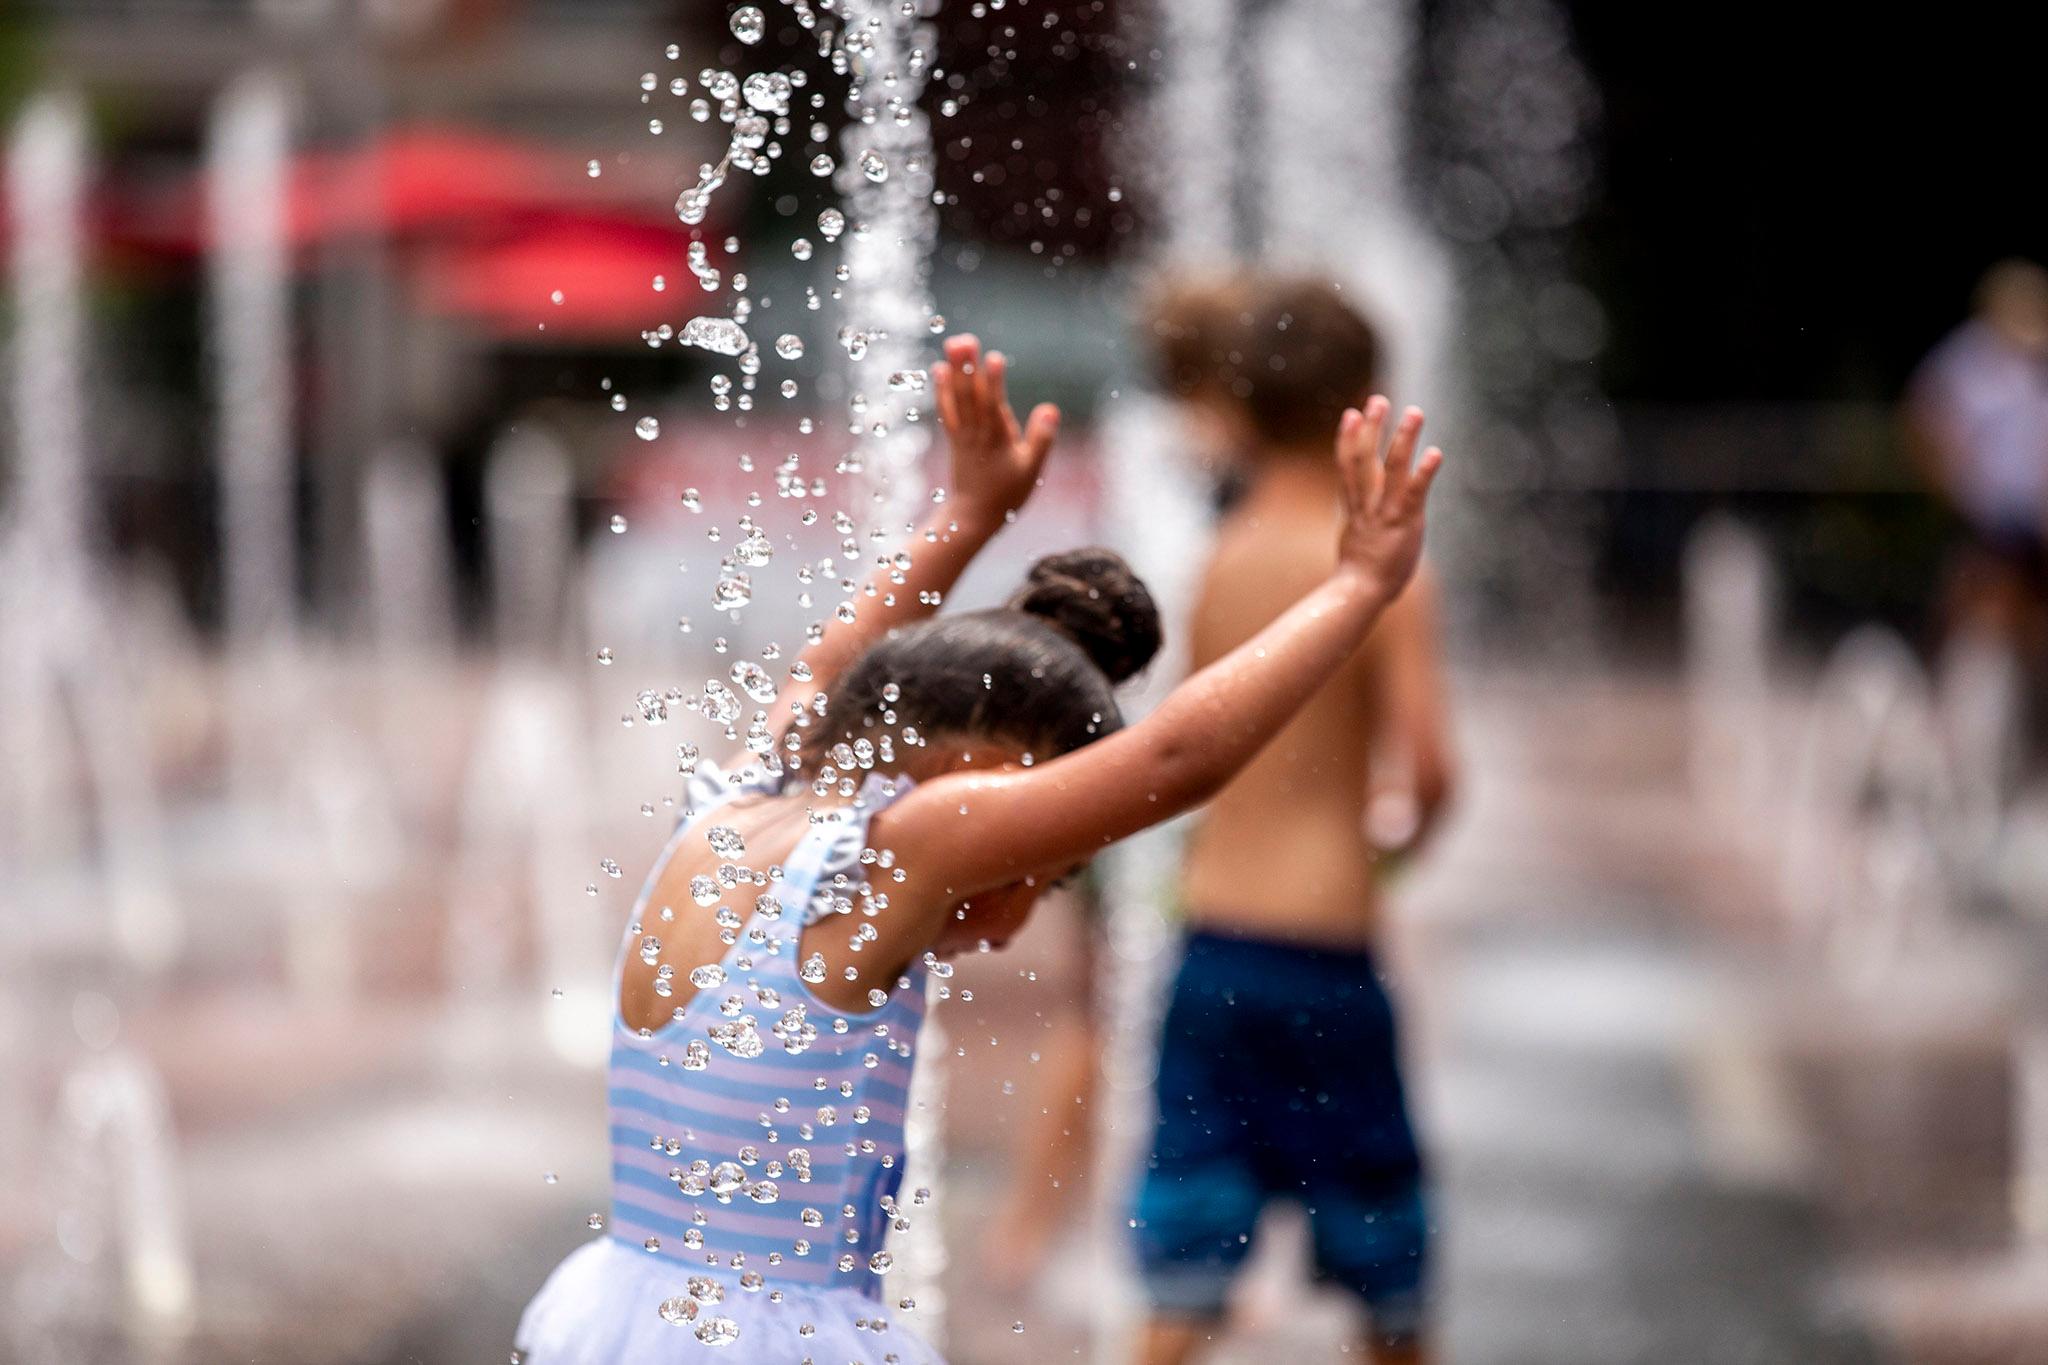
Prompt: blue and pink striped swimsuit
<box><xmin>606</xmin><ymin>766</ymin><xmax>928</xmax><ymax>1296</ymax></box>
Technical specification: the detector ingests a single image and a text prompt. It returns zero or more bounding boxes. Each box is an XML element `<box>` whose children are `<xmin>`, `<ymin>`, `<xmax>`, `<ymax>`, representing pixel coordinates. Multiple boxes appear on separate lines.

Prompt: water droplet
<box><xmin>734</xmin><ymin>526</ymin><xmax>775</xmax><ymax>566</ymax></box>
<box><xmin>586</xmin><ymin>1212</ymin><xmax>606</xmax><ymax>1230</ymax></box>
<box><xmin>702</xmin><ymin>679</ymin><xmax>744</xmax><ymax>725</ymax></box>
<box><xmin>800</xmin><ymin>953</ymin><xmax>828</xmax><ymax>984</ymax></box>
<box><xmin>690</xmin><ymin>963</ymin><xmax>728</xmax><ymax>989</ymax></box>
<box><xmin>710</xmin><ymin>1019</ymin><xmax>764</xmax><ymax>1058</ymax></box>
<box><xmin>858</xmin><ymin>149</ymin><xmax>887</xmax><ymax>183</ymax></box>
<box><xmin>694</xmin><ymin>1316</ymin><xmax>741</xmax><ymax>1347</ymax></box>
<box><xmin>680</xmin><ymin>316</ymin><xmax>751</xmax><ymax>356</ymax></box>
<box><xmin>887</xmin><ymin>370</ymin><xmax>927</xmax><ymax>392</ymax></box>
<box><xmin>742</xmin><ymin>71</ymin><xmax>791</xmax><ymax>114</ymax></box>
<box><xmin>687</xmin><ymin>240</ymin><xmax>722</xmax><ymax>291</ymax></box>
<box><xmin>817</xmin><ymin>208</ymin><xmax>846</xmax><ymax>240</ymax></box>
<box><xmin>809</xmin><ymin>153</ymin><xmax>835</xmax><ymax>177</ymax></box>
<box><xmin>659</xmin><ymin>1295</ymin><xmax>698</xmax><ymax>1325</ymax></box>
<box><xmin>609</xmin><ymin>513</ymin><xmax>629</xmax><ymax>533</ymax></box>
<box><xmin>730</xmin><ymin>659</ymin><xmax>777</xmax><ymax>702</ymax></box>
<box><xmin>774</xmin><ymin>333</ymin><xmax>805</xmax><ymax>360</ymax></box>
<box><xmin>712</xmin><ymin>571</ymin><xmax>754</xmax><ymax>612</ymax></box>
<box><xmin>635</xmin><ymin>416</ymin><xmax>660</xmax><ymax>441</ymax></box>
<box><xmin>728</xmin><ymin>5</ymin><xmax>765</xmax><ymax>43</ymax></box>
<box><xmin>585</xmin><ymin>159</ymin><xmax>602</xmax><ymax>178</ymax></box>
<box><xmin>868</xmin><ymin>1250</ymin><xmax>894</xmax><ymax>1274</ymax></box>
<box><xmin>791</xmin><ymin>237</ymin><xmax>813</xmax><ymax>261</ymax></box>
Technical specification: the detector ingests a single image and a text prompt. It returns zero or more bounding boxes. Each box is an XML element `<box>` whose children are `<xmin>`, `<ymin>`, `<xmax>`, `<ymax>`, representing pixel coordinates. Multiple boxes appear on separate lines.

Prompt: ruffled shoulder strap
<box><xmin>680</xmin><ymin>757</ymin><xmax>784</xmax><ymax>820</ymax></box>
<box><xmin>776</xmin><ymin>771</ymin><xmax>918</xmax><ymax>926</ymax></box>
<box><xmin>624</xmin><ymin>759</ymin><xmax>782</xmax><ymax>915</ymax></box>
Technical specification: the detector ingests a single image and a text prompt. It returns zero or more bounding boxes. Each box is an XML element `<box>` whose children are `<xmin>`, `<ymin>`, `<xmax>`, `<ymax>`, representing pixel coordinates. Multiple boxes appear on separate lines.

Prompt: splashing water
<box><xmin>585</xmin><ymin>0</ymin><xmax>955</xmax><ymax>1345</ymax></box>
<box><xmin>835</xmin><ymin>0</ymin><xmax>941</xmax><ymax>532</ymax></box>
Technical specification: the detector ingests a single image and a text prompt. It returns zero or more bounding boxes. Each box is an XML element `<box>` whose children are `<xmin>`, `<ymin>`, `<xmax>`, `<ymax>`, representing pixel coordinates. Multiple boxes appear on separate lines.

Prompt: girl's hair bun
<box><xmin>1010</xmin><ymin>548</ymin><xmax>1162</xmax><ymax>684</ymax></box>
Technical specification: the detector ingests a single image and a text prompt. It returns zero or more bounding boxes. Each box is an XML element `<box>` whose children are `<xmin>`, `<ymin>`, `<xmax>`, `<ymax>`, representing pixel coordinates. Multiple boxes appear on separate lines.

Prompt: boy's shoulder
<box><xmin>1195</xmin><ymin>504</ymin><xmax>1337</xmax><ymax>636</ymax></box>
<box><xmin>1210</xmin><ymin>498</ymin><xmax>1337</xmax><ymax>575</ymax></box>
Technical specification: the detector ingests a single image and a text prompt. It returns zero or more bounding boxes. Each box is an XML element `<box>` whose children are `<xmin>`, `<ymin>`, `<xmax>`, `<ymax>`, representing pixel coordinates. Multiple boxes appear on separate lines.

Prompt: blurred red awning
<box><xmin>115</xmin><ymin>122</ymin><xmax>701</xmax><ymax>257</ymax></box>
<box><xmin>86</xmin><ymin>121</ymin><xmax>708</xmax><ymax>343</ymax></box>
<box><xmin>413</xmin><ymin>214</ymin><xmax>690</xmax><ymax>342</ymax></box>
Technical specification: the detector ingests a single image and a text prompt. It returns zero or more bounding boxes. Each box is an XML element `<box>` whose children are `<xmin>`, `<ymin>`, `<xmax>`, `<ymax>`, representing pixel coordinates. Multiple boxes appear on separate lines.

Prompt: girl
<box><xmin>514</xmin><ymin>335</ymin><xmax>1443</xmax><ymax>1363</ymax></box>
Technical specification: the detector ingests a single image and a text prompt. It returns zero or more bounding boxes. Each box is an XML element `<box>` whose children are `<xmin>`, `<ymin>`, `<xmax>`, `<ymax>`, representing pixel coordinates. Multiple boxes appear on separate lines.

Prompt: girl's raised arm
<box><xmin>752</xmin><ymin>334</ymin><xmax>1060</xmax><ymax>759</ymax></box>
<box><xmin>882</xmin><ymin>398</ymin><xmax>1443</xmax><ymax>904</ymax></box>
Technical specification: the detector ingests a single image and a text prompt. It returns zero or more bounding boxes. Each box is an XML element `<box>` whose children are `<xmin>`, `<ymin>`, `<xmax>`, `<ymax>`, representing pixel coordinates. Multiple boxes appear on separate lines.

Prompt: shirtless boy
<box><xmin>1133</xmin><ymin>276</ymin><xmax>1457</xmax><ymax>1365</ymax></box>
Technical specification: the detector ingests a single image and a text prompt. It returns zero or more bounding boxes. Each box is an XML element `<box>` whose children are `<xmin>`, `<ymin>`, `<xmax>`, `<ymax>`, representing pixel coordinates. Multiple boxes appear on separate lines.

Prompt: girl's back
<box><xmin>516</xmin><ymin>764</ymin><xmax>942</xmax><ymax>1361</ymax></box>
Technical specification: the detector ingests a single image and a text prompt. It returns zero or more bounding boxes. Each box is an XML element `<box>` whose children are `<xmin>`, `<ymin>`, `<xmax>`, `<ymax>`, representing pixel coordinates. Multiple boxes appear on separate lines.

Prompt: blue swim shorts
<box><xmin>1132</xmin><ymin>930</ymin><xmax>1429</xmax><ymax>1344</ymax></box>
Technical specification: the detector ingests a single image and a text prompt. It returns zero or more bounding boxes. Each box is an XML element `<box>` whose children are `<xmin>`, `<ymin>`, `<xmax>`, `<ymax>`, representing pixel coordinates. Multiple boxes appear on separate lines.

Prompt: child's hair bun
<box><xmin>1010</xmin><ymin>548</ymin><xmax>1162</xmax><ymax>684</ymax></box>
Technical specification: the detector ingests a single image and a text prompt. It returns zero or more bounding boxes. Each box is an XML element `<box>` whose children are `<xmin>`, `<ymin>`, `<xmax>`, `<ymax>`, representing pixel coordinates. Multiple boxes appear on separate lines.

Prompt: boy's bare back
<box><xmin>1179</xmin><ymin>464</ymin><xmax>1450</xmax><ymax>948</ymax></box>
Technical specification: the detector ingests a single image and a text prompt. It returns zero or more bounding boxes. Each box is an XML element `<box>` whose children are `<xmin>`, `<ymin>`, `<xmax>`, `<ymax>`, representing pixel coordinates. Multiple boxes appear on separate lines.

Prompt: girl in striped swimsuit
<box><xmin>514</xmin><ymin>335</ymin><xmax>1443</xmax><ymax>1362</ymax></box>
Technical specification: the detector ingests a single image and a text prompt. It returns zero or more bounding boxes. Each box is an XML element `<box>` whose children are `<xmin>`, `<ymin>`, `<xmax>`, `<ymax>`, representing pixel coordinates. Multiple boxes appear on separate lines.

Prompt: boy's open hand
<box><xmin>1335</xmin><ymin>397</ymin><xmax>1443</xmax><ymax>602</ymax></box>
<box><xmin>932</xmin><ymin>334</ymin><xmax>1059</xmax><ymax>528</ymax></box>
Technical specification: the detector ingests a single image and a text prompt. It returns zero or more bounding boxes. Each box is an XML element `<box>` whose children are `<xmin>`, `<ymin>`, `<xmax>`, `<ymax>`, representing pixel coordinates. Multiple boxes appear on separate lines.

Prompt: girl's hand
<box><xmin>931</xmin><ymin>334</ymin><xmax>1060</xmax><ymax>529</ymax></box>
<box><xmin>1335</xmin><ymin>397</ymin><xmax>1443</xmax><ymax>604</ymax></box>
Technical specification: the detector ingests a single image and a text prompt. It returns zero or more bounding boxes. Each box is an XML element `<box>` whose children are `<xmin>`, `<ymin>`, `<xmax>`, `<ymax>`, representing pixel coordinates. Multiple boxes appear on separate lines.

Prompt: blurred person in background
<box><xmin>980</xmin><ymin>873</ymin><xmax>1108</xmax><ymax>1294</ymax></box>
<box><xmin>1906</xmin><ymin>259</ymin><xmax>2048</xmax><ymax>719</ymax></box>
<box><xmin>1129</xmin><ymin>277</ymin><xmax>1457</xmax><ymax>1365</ymax></box>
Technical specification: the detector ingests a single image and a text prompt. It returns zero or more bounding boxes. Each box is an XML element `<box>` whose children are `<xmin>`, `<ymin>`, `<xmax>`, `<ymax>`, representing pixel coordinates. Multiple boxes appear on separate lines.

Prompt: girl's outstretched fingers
<box><xmin>1407</xmin><ymin>445</ymin><xmax>1445</xmax><ymax>513</ymax></box>
<box><xmin>1022</xmin><ymin>402</ymin><xmax>1060</xmax><ymax>466</ymax></box>
<box><xmin>1382</xmin><ymin>406</ymin><xmax>1424</xmax><ymax>495</ymax></box>
<box><xmin>1338</xmin><ymin>397</ymin><xmax>1388</xmax><ymax>512</ymax></box>
<box><xmin>1335</xmin><ymin>407</ymin><xmax>1368</xmax><ymax>513</ymax></box>
<box><xmin>1335</xmin><ymin>411</ymin><xmax>1368</xmax><ymax>511</ymax></box>
<box><xmin>984</xmin><ymin>349</ymin><xmax>1011</xmax><ymax>427</ymax></box>
<box><xmin>932</xmin><ymin>359</ymin><xmax>960</xmax><ymax>433</ymax></box>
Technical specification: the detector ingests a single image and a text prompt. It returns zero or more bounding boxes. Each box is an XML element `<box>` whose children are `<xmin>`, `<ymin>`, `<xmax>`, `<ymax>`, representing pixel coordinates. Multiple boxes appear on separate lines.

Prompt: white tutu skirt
<box><xmin>515</xmin><ymin>1236</ymin><xmax>945</xmax><ymax>1365</ymax></box>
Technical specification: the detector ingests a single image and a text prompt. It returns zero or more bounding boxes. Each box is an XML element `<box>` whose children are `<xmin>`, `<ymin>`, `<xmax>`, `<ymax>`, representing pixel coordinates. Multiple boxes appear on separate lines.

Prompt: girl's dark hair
<box><xmin>799</xmin><ymin>548</ymin><xmax>1161</xmax><ymax>766</ymax></box>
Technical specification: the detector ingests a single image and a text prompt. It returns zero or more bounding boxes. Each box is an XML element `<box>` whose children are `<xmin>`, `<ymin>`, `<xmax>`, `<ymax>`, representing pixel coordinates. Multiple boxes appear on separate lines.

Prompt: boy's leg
<box><xmin>1130</xmin><ymin>937</ymin><xmax>1263</xmax><ymax>1362</ymax></box>
<box><xmin>1279</xmin><ymin>950</ymin><xmax>1432</xmax><ymax>1363</ymax></box>
<box><xmin>1137</xmin><ymin>1316</ymin><xmax>1225</xmax><ymax>1365</ymax></box>
<box><xmin>1307</xmin><ymin>1170</ymin><xmax>1431</xmax><ymax>1362</ymax></box>
<box><xmin>1346</xmin><ymin>1335</ymin><xmax>1429</xmax><ymax>1365</ymax></box>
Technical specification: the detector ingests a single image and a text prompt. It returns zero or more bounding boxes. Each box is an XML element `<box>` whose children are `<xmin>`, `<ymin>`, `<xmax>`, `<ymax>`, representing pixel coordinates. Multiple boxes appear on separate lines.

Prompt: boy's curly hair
<box><xmin>1145</xmin><ymin>272</ymin><xmax>1381</xmax><ymax>449</ymax></box>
